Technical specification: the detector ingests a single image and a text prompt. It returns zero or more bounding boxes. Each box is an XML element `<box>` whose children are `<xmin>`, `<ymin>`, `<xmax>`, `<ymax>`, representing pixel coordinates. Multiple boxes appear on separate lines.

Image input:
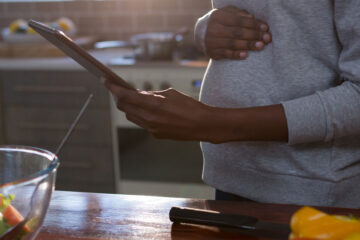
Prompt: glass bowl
<box><xmin>0</xmin><ymin>146</ymin><xmax>59</xmax><ymax>240</ymax></box>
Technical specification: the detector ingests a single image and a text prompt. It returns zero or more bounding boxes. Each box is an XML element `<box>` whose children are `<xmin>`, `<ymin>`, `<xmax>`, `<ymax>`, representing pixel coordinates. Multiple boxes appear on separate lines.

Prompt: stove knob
<box><xmin>160</xmin><ymin>81</ymin><xmax>171</xmax><ymax>90</ymax></box>
<box><xmin>143</xmin><ymin>81</ymin><xmax>153</xmax><ymax>91</ymax></box>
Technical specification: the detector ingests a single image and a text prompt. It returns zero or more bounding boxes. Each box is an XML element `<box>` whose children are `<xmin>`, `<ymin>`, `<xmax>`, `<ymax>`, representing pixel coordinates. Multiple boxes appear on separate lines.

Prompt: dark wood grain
<box><xmin>36</xmin><ymin>191</ymin><xmax>360</xmax><ymax>240</ymax></box>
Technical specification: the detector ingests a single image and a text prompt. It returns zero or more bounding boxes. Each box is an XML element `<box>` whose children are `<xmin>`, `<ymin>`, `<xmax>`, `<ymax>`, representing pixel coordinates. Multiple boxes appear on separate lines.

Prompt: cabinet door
<box><xmin>5</xmin><ymin>107</ymin><xmax>112</xmax><ymax>146</ymax></box>
<box><xmin>0</xmin><ymin>72</ymin><xmax>5</xmax><ymax>144</ymax></box>
<box><xmin>54</xmin><ymin>145</ymin><xmax>115</xmax><ymax>193</ymax></box>
<box><xmin>1</xmin><ymin>70</ymin><xmax>109</xmax><ymax>108</ymax></box>
<box><xmin>1</xmin><ymin>70</ymin><xmax>116</xmax><ymax>193</ymax></box>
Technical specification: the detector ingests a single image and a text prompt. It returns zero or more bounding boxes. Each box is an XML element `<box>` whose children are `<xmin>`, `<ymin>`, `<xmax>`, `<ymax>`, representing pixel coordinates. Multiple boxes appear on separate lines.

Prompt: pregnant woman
<box><xmin>103</xmin><ymin>0</ymin><xmax>360</xmax><ymax>208</ymax></box>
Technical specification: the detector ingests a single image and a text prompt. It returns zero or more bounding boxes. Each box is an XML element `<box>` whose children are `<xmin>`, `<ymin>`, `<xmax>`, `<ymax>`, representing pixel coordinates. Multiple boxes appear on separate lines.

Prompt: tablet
<box><xmin>28</xmin><ymin>19</ymin><xmax>135</xmax><ymax>90</ymax></box>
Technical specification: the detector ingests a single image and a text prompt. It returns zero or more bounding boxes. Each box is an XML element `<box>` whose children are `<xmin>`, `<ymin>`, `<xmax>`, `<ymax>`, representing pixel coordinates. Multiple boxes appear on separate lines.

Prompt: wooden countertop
<box><xmin>37</xmin><ymin>191</ymin><xmax>360</xmax><ymax>240</ymax></box>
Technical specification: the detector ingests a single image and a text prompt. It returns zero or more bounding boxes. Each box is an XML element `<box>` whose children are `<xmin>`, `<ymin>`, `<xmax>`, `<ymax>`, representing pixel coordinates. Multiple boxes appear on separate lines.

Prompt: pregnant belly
<box><xmin>200</xmin><ymin>58</ymin><xmax>278</xmax><ymax>109</ymax></box>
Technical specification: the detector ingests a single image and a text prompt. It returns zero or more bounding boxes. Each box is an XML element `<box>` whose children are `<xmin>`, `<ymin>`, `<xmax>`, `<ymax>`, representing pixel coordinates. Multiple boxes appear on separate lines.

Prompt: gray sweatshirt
<box><xmin>195</xmin><ymin>0</ymin><xmax>360</xmax><ymax>207</ymax></box>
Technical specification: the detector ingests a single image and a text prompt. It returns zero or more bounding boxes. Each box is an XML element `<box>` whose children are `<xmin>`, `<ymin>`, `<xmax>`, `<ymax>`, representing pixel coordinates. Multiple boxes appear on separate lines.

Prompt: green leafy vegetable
<box><xmin>0</xmin><ymin>194</ymin><xmax>16</xmax><ymax>236</ymax></box>
<box><xmin>0</xmin><ymin>194</ymin><xmax>15</xmax><ymax>212</ymax></box>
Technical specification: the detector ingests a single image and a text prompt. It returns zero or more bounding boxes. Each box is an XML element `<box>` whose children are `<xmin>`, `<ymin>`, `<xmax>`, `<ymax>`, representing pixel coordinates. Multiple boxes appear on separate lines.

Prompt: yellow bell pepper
<box><xmin>289</xmin><ymin>206</ymin><xmax>360</xmax><ymax>240</ymax></box>
<box><xmin>345</xmin><ymin>233</ymin><xmax>360</xmax><ymax>240</ymax></box>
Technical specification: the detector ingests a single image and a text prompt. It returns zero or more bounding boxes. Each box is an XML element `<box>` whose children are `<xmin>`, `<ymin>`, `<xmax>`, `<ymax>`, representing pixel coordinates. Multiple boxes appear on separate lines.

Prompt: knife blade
<box><xmin>169</xmin><ymin>206</ymin><xmax>290</xmax><ymax>235</ymax></box>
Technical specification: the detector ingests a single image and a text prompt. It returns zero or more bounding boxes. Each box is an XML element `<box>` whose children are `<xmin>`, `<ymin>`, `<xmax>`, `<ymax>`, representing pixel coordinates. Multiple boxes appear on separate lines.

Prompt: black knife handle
<box><xmin>169</xmin><ymin>206</ymin><xmax>258</xmax><ymax>230</ymax></box>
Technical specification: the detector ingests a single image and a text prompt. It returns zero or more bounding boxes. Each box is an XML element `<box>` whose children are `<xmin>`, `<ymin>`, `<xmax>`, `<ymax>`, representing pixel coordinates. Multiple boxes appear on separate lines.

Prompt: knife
<box><xmin>169</xmin><ymin>206</ymin><xmax>290</xmax><ymax>235</ymax></box>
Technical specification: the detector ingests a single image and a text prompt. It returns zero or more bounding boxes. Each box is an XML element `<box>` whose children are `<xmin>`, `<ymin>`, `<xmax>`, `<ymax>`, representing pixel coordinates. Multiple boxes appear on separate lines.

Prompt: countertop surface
<box><xmin>36</xmin><ymin>191</ymin><xmax>360</xmax><ymax>240</ymax></box>
<box><xmin>0</xmin><ymin>49</ymin><xmax>208</xmax><ymax>71</ymax></box>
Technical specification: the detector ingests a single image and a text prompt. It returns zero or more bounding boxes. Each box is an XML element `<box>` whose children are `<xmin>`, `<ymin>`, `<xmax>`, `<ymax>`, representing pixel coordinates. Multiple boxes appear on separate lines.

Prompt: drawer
<box><xmin>4</xmin><ymin>107</ymin><xmax>112</xmax><ymax>146</ymax></box>
<box><xmin>1</xmin><ymin>70</ymin><xmax>109</xmax><ymax>108</ymax></box>
<box><xmin>55</xmin><ymin>181</ymin><xmax>116</xmax><ymax>193</ymax></box>
<box><xmin>55</xmin><ymin>145</ymin><xmax>114</xmax><ymax>185</ymax></box>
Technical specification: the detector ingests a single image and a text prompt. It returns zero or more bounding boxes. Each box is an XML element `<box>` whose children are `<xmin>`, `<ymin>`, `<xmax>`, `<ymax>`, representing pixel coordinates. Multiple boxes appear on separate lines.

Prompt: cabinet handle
<box><xmin>19</xmin><ymin>123</ymin><xmax>90</xmax><ymax>131</ymax></box>
<box><xmin>14</xmin><ymin>85</ymin><xmax>87</xmax><ymax>94</ymax></box>
<box><xmin>60</xmin><ymin>162</ymin><xmax>92</xmax><ymax>169</ymax></box>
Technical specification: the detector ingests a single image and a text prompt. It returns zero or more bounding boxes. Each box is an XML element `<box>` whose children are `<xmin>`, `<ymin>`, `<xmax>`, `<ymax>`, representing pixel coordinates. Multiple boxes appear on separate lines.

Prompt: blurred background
<box><xmin>0</xmin><ymin>0</ymin><xmax>211</xmax><ymax>42</ymax></box>
<box><xmin>0</xmin><ymin>0</ymin><xmax>214</xmax><ymax>199</ymax></box>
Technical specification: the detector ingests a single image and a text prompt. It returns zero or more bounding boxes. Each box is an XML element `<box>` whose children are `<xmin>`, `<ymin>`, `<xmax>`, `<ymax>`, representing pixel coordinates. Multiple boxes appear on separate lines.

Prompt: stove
<box><xmin>108</xmin><ymin>63</ymin><xmax>214</xmax><ymax>199</ymax></box>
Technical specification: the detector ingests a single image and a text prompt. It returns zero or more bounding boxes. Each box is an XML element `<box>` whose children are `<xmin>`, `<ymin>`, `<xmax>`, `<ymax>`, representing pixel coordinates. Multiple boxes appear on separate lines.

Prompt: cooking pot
<box><xmin>130</xmin><ymin>31</ymin><xmax>185</xmax><ymax>60</ymax></box>
<box><xmin>94</xmin><ymin>27</ymin><xmax>188</xmax><ymax>61</ymax></box>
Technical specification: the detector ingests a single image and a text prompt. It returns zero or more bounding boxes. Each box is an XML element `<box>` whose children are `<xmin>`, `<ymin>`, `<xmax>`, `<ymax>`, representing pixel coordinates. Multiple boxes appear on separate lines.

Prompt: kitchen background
<box><xmin>0</xmin><ymin>0</ymin><xmax>214</xmax><ymax>199</ymax></box>
<box><xmin>0</xmin><ymin>0</ymin><xmax>211</xmax><ymax>42</ymax></box>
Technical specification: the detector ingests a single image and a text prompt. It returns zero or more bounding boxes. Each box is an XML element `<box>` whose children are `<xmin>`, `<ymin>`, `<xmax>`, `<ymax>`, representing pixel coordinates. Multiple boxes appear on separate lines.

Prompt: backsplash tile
<box><xmin>6</xmin><ymin>2</ymin><xmax>34</xmax><ymax>14</ymax></box>
<box><xmin>0</xmin><ymin>2</ymin><xmax>5</xmax><ymax>14</ymax></box>
<box><xmin>33</xmin><ymin>2</ymin><xmax>63</xmax><ymax>13</ymax></box>
<box><xmin>90</xmin><ymin>0</ymin><xmax>119</xmax><ymax>13</ymax></box>
<box><xmin>117</xmin><ymin>0</ymin><xmax>151</xmax><ymax>14</ymax></box>
<box><xmin>0</xmin><ymin>16</ymin><xmax>13</xmax><ymax>29</ymax></box>
<box><xmin>149</xmin><ymin>0</ymin><xmax>180</xmax><ymax>13</ymax></box>
<box><xmin>136</xmin><ymin>13</ymin><xmax>165</xmax><ymax>30</ymax></box>
<box><xmin>105</xmin><ymin>14</ymin><xmax>135</xmax><ymax>31</ymax></box>
<box><xmin>181</xmin><ymin>0</ymin><xmax>211</xmax><ymax>11</ymax></box>
<box><xmin>76</xmin><ymin>15</ymin><xmax>107</xmax><ymax>35</ymax></box>
<box><xmin>63</xmin><ymin>1</ymin><xmax>92</xmax><ymax>14</ymax></box>
<box><xmin>0</xmin><ymin>0</ymin><xmax>211</xmax><ymax>41</ymax></box>
<box><xmin>165</xmin><ymin>13</ymin><xmax>198</xmax><ymax>29</ymax></box>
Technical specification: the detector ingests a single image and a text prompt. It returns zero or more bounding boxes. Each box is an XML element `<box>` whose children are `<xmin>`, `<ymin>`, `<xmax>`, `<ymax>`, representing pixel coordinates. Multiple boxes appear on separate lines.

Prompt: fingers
<box><xmin>211</xmin><ymin>9</ymin><xmax>268</xmax><ymax>31</ymax></box>
<box><xmin>207</xmin><ymin>49</ymin><xmax>248</xmax><ymax>60</ymax></box>
<box><xmin>125</xmin><ymin>113</ymin><xmax>148</xmax><ymax>129</ymax></box>
<box><xmin>222</xmin><ymin>5</ymin><xmax>253</xmax><ymax>18</ymax></box>
<box><xmin>102</xmin><ymin>77</ymin><xmax>145</xmax><ymax>108</ymax></box>
<box><xmin>207</xmin><ymin>23</ymin><xmax>271</xmax><ymax>43</ymax></box>
<box><xmin>102</xmin><ymin>77</ymin><xmax>165</xmax><ymax>112</ymax></box>
<box><xmin>103</xmin><ymin>77</ymin><xmax>163</xmax><ymax>131</ymax></box>
<box><xmin>206</xmin><ymin>37</ymin><xmax>265</xmax><ymax>51</ymax></box>
<box><xmin>152</xmin><ymin>88</ymin><xmax>180</xmax><ymax>98</ymax></box>
<box><xmin>205</xmin><ymin>6</ymin><xmax>272</xmax><ymax>60</ymax></box>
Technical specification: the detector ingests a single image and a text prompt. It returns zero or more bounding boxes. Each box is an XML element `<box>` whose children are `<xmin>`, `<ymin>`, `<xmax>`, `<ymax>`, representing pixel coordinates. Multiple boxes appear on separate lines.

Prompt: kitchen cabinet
<box><xmin>0</xmin><ymin>52</ymin><xmax>210</xmax><ymax>197</ymax></box>
<box><xmin>0</xmin><ymin>70</ymin><xmax>116</xmax><ymax>193</ymax></box>
<box><xmin>0</xmin><ymin>80</ymin><xmax>5</xmax><ymax>145</ymax></box>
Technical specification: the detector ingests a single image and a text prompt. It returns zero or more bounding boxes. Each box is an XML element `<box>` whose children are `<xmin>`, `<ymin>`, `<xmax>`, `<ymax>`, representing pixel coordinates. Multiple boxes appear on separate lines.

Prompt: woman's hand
<box><xmin>205</xmin><ymin>6</ymin><xmax>272</xmax><ymax>60</ymax></box>
<box><xmin>102</xmin><ymin>77</ymin><xmax>288</xmax><ymax>143</ymax></box>
<box><xmin>103</xmin><ymin>78</ymin><xmax>219</xmax><ymax>142</ymax></box>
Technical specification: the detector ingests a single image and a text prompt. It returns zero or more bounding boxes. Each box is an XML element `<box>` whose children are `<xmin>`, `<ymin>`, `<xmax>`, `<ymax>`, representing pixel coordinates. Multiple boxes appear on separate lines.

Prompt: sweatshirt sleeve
<box><xmin>282</xmin><ymin>0</ymin><xmax>360</xmax><ymax>145</ymax></box>
<box><xmin>194</xmin><ymin>10</ymin><xmax>213</xmax><ymax>54</ymax></box>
